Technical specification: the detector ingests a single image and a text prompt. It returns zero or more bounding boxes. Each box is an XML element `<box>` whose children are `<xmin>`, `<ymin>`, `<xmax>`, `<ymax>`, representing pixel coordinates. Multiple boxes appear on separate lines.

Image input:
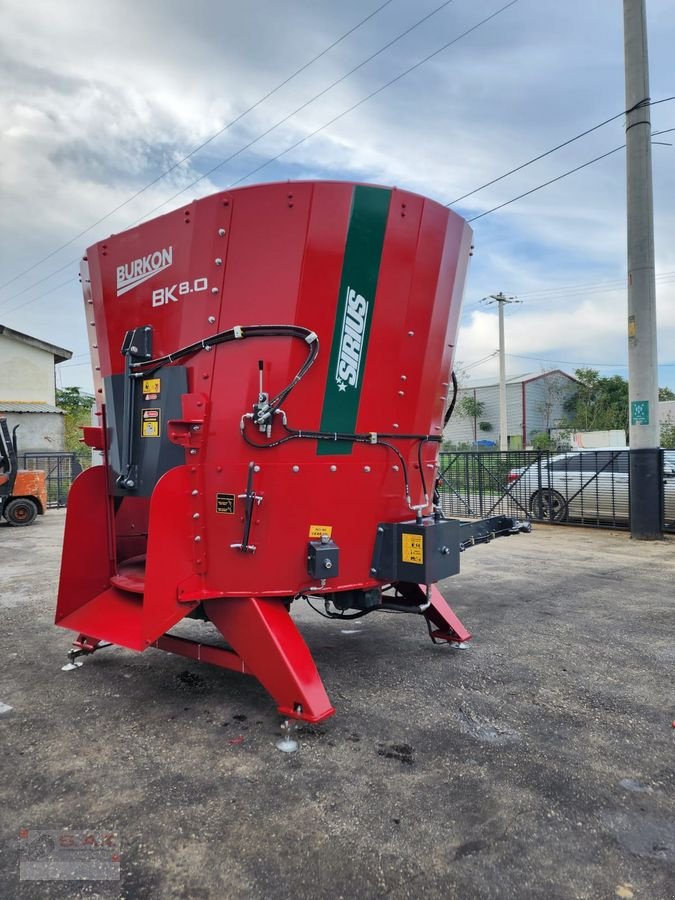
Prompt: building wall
<box><xmin>0</xmin><ymin>333</ymin><xmax>56</xmax><ymax>404</ymax></box>
<box><xmin>523</xmin><ymin>375</ymin><xmax>577</xmax><ymax>442</ymax></box>
<box><xmin>3</xmin><ymin>411</ymin><xmax>65</xmax><ymax>453</ymax></box>
<box><xmin>659</xmin><ymin>400</ymin><xmax>675</xmax><ymax>424</ymax></box>
<box><xmin>444</xmin><ymin>383</ymin><xmax>524</xmax><ymax>445</ymax></box>
<box><xmin>444</xmin><ymin>373</ymin><xmax>578</xmax><ymax>447</ymax></box>
<box><xmin>443</xmin><ymin>387</ymin><xmax>478</xmax><ymax>444</ymax></box>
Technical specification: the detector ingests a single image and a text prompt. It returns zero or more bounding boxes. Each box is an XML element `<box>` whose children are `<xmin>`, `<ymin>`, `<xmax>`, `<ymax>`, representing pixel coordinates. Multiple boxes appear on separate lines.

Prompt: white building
<box><xmin>0</xmin><ymin>324</ymin><xmax>72</xmax><ymax>452</ymax></box>
<box><xmin>444</xmin><ymin>370</ymin><xmax>579</xmax><ymax>449</ymax></box>
<box><xmin>659</xmin><ymin>400</ymin><xmax>675</xmax><ymax>425</ymax></box>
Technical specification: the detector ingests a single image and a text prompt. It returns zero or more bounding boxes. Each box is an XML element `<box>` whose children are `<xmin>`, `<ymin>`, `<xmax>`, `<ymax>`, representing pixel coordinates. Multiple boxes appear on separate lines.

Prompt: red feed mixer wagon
<box><xmin>56</xmin><ymin>180</ymin><xmax>528</xmax><ymax>723</ymax></box>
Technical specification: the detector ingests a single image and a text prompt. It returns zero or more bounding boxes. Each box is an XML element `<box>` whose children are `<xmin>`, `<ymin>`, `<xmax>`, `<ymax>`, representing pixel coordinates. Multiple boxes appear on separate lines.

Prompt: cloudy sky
<box><xmin>1</xmin><ymin>0</ymin><xmax>674</xmax><ymax>391</ymax></box>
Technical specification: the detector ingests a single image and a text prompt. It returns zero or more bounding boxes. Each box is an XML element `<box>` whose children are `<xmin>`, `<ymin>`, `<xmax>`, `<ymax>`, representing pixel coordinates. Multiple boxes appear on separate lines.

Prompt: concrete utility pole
<box><xmin>484</xmin><ymin>293</ymin><xmax>519</xmax><ymax>451</ymax></box>
<box><xmin>624</xmin><ymin>0</ymin><xmax>661</xmax><ymax>539</ymax></box>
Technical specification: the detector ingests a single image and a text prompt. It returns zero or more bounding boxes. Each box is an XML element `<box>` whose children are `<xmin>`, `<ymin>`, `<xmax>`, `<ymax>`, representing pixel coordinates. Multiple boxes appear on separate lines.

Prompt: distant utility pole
<box><xmin>624</xmin><ymin>0</ymin><xmax>661</xmax><ymax>539</ymax></box>
<box><xmin>483</xmin><ymin>293</ymin><xmax>520</xmax><ymax>451</ymax></box>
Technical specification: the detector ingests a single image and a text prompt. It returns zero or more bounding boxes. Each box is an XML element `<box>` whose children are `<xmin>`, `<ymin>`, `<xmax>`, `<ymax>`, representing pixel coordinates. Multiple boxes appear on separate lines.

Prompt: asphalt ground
<box><xmin>0</xmin><ymin>510</ymin><xmax>673</xmax><ymax>900</ymax></box>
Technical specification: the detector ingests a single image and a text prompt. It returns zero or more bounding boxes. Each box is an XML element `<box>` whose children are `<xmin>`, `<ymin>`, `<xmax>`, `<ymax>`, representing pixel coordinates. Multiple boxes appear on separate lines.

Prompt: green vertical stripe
<box><xmin>317</xmin><ymin>185</ymin><xmax>391</xmax><ymax>455</ymax></box>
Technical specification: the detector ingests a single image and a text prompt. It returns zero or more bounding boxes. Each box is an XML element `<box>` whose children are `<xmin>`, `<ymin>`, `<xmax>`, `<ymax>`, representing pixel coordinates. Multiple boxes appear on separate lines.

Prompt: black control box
<box><xmin>307</xmin><ymin>540</ymin><xmax>340</xmax><ymax>579</ymax></box>
<box><xmin>370</xmin><ymin>518</ymin><xmax>461</xmax><ymax>583</ymax></box>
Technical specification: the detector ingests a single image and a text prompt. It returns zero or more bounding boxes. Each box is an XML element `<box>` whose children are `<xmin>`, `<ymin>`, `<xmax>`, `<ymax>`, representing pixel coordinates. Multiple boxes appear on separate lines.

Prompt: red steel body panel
<box><xmin>56</xmin><ymin>180</ymin><xmax>472</xmax><ymax>720</ymax></box>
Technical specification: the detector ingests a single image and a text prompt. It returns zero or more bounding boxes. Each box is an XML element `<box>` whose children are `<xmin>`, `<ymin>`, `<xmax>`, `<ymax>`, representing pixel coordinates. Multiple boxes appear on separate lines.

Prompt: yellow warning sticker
<box><xmin>141</xmin><ymin>408</ymin><xmax>160</xmax><ymax>437</ymax></box>
<box><xmin>142</xmin><ymin>378</ymin><xmax>161</xmax><ymax>394</ymax></box>
<box><xmin>309</xmin><ymin>524</ymin><xmax>333</xmax><ymax>539</ymax></box>
<box><xmin>401</xmin><ymin>533</ymin><xmax>424</xmax><ymax>565</ymax></box>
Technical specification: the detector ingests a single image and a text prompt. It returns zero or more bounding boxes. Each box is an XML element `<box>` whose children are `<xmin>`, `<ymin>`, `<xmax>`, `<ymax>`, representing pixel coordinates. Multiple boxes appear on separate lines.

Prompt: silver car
<box><xmin>507</xmin><ymin>448</ymin><xmax>675</xmax><ymax>524</ymax></box>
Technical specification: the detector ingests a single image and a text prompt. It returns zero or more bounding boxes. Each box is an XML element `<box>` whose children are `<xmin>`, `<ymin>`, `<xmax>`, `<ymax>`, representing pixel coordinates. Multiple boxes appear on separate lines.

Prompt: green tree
<box><xmin>458</xmin><ymin>396</ymin><xmax>485</xmax><ymax>419</ymax></box>
<box><xmin>565</xmin><ymin>370</ymin><xmax>675</xmax><ymax>437</ymax></box>
<box><xmin>564</xmin><ymin>369</ymin><xmax>629</xmax><ymax>432</ymax></box>
<box><xmin>536</xmin><ymin>371</ymin><xmax>572</xmax><ymax>432</ymax></box>
<box><xmin>661</xmin><ymin>416</ymin><xmax>675</xmax><ymax>449</ymax></box>
<box><xmin>56</xmin><ymin>387</ymin><xmax>95</xmax><ymax>455</ymax></box>
<box><xmin>457</xmin><ymin>395</ymin><xmax>486</xmax><ymax>442</ymax></box>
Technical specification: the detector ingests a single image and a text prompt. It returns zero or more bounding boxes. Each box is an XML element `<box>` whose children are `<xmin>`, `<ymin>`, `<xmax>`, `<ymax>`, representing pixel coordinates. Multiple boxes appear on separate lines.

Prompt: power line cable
<box><xmin>506</xmin><ymin>352</ymin><xmax>628</xmax><ymax>367</ymax></box>
<box><xmin>0</xmin><ymin>0</ymin><xmax>396</xmax><ymax>294</ymax></box>
<box><xmin>133</xmin><ymin>0</ymin><xmax>464</xmax><ymax>224</ymax></box>
<box><xmin>7</xmin><ymin>136</ymin><xmax>674</xmax><ymax>321</ymax></box>
<box><xmin>516</xmin><ymin>273</ymin><xmax>675</xmax><ymax>302</ymax></box>
<box><xmin>0</xmin><ymin>0</ymin><xmax>460</xmax><ymax>307</ymax></box>
<box><xmin>0</xmin><ymin>261</ymin><xmax>82</xmax><ymax>309</ymax></box>
<box><xmin>447</xmin><ymin>100</ymin><xmax>675</xmax><ymax>212</ymax></box>
<box><xmin>508</xmin><ymin>259</ymin><xmax>675</xmax><ymax>301</ymax></box>
<box><xmin>222</xmin><ymin>0</ymin><xmax>522</xmax><ymax>193</ymax></box>
<box><xmin>462</xmin><ymin>351</ymin><xmax>500</xmax><ymax>370</ymax></box>
<box><xmin>462</xmin><ymin>269</ymin><xmax>675</xmax><ymax>316</ymax></box>
<box><xmin>506</xmin><ymin>352</ymin><xmax>675</xmax><ymax>369</ymax></box>
<box><xmin>0</xmin><ymin>277</ymin><xmax>77</xmax><ymax>318</ymax></box>
<box><xmin>6</xmin><ymin>9</ymin><xmax>666</xmax><ymax>311</ymax></box>
<box><xmin>222</xmin><ymin>92</ymin><xmax>674</xmax><ymax>219</ymax></box>
<box><xmin>448</xmin><ymin>113</ymin><xmax>625</xmax><ymax>207</ymax></box>
<box><xmin>467</xmin><ymin>144</ymin><xmax>625</xmax><ymax>222</ymax></box>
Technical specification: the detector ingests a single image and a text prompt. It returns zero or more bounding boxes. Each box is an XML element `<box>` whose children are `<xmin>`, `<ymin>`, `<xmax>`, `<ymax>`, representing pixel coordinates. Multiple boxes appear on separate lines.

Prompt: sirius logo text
<box><xmin>335</xmin><ymin>287</ymin><xmax>368</xmax><ymax>391</ymax></box>
<box><xmin>116</xmin><ymin>247</ymin><xmax>173</xmax><ymax>296</ymax></box>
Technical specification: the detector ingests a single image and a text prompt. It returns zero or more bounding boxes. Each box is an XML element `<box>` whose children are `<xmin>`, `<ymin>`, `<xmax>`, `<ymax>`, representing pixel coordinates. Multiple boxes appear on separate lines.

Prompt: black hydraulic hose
<box><xmin>130</xmin><ymin>323</ymin><xmax>317</xmax><ymax>373</ymax></box>
<box><xmin>417</xmin><ymin>370</ymin><xmax>458</xmax><ymax>504</ymax></box>
<box><xmin>241</xmin><ymin>418</ymin><xmax>417</xmax><ymax>500</ymax></box>
<box><xmin>417</xmin><ymin>438</ymin><xmax>429</xmax><ymax>504</ymax></box>
<box><xmin>133</xmin><ymin>321</ymin><xmax>445</xmax><ymax>507</ymax></box>
<box><xmin>302</xmin><ymin>596</ymin><xmax>376</xmax><ymax>620</ymax></box>
<box><xmin>130</xmin><ymin>324</ymin><xmax>319</xmax><ymax>423</ymax></box>
<box><xmin>130</xmin><ymin>324</ymin><xmax>320</xmax><ymax>431</ymax></box>
<box><xmin>443</xmin><ymin>370</ymin><xmax>458</xmax><ymax>428</ymax></box>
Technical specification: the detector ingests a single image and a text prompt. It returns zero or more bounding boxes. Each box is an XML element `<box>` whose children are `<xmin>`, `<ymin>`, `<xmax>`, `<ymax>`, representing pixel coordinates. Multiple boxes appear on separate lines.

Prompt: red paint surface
<box><xmin>56</xmin><ymin>181</ymin><xmax>472</xmax><ymax>720</ymax></box>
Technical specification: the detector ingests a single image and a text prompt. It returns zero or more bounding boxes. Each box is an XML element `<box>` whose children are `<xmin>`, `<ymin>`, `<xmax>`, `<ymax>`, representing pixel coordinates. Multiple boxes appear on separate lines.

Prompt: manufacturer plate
<box><xmin>216</xmin><ymin>493</ymin><xmax>236</xmax><ymax>514</ymax></box>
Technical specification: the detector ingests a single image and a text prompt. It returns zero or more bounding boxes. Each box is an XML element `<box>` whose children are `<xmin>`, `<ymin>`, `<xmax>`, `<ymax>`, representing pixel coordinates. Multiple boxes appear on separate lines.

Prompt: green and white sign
<box><xmin>631</xmin><ymin>400</ymin><xmax>650</xmax><ymax>425</ymax></box>
<box><xmin>318</xmin><ymin>185</ymin><xmax>391</xmax><ymax>455</ymax></box>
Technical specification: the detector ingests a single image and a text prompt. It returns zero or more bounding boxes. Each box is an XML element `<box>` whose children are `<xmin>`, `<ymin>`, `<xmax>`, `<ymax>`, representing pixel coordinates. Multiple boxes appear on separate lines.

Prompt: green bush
<box><xmin>530</xmin><ymin>432</ymin><xmax>556</xmax><ymax>450</ymax></box>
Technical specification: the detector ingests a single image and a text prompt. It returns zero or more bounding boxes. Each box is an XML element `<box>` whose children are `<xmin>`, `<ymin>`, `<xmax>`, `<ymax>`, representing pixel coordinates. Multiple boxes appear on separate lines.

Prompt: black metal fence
<box><xmin>16</xmin><ymin>446</ymin><xmax>675</xmax><ymax>531</ymax></box>
<box><xmin>19</xmin><ymin>452</ymin><xmax>89</xmax><ymax>508</ymax></box>
<box><xmin>438</xmin><ymin>449</ymin><xmax>675</xmax><ymax>532</ymax></box>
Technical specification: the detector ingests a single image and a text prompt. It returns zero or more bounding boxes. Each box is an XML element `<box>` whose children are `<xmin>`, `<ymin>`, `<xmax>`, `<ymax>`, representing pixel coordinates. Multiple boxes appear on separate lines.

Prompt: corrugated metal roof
<box><xmin>0</xmin><ymin>402</ymin><xmax>64</xmax><ymax>414</ymax></box>
<box><xmin>461</xmin><ymin>372</ymin><xmax>537</xmax><ymax>389</ymax></box>
<box><xmin>462</xmin><ymin>369</ymin><xmax>580</xmax><ymax>389</ymax></box>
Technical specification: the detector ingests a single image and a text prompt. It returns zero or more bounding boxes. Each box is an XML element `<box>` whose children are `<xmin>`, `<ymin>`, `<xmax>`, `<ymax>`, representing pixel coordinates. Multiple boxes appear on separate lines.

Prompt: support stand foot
<box><xmin>61</xmin><ymin>635</ymin><xmax>112</xmax><ymax>671</ymax></box>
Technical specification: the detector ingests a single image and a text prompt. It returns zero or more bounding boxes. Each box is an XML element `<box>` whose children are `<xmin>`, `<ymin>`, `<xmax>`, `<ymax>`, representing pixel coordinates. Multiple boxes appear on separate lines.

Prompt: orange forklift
<box><xmin>0</xmin><ymin>416</ymin><xmax>47</xmax><ymax>526</ymax></box>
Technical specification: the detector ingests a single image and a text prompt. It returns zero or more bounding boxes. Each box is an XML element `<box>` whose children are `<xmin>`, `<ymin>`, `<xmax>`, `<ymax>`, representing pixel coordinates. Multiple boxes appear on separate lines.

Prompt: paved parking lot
<box><xmin>1</xmin><ymin>510</ymin><xmax>674</xmax><ymax>899</ymax></box>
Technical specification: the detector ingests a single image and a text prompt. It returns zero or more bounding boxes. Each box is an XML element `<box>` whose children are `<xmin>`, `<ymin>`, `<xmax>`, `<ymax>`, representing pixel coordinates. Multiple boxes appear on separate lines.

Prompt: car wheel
<box><xmin>4</xmin><ymin>497</ymin><xmax>39</xmax><ymax>526</ymax></box>
<box><xmin>531</xmin><ymin>489</ymin><xmax>567</xmax><ymax>522</ymax></box>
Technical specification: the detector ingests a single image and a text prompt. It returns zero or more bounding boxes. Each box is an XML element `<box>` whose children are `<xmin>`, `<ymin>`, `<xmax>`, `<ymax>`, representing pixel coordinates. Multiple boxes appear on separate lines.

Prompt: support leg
<box><xmin>204</xmin><ymin>597</ymin><xmax>335</xmax><ymax>723</ymax></box>
<box><xmin>394</xmin><ymin>582</ymin><xmax>471</xmax><ymax>645</ymax></box>
<box><xmin>424</xmin><ymin>584</ymin><xmax>472</xmax><ymax>644</ymax></box>
<box><xmin>61</xmin><ymin>634</ymin><xmax>111</xmax><ymax>671</ymax></box>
